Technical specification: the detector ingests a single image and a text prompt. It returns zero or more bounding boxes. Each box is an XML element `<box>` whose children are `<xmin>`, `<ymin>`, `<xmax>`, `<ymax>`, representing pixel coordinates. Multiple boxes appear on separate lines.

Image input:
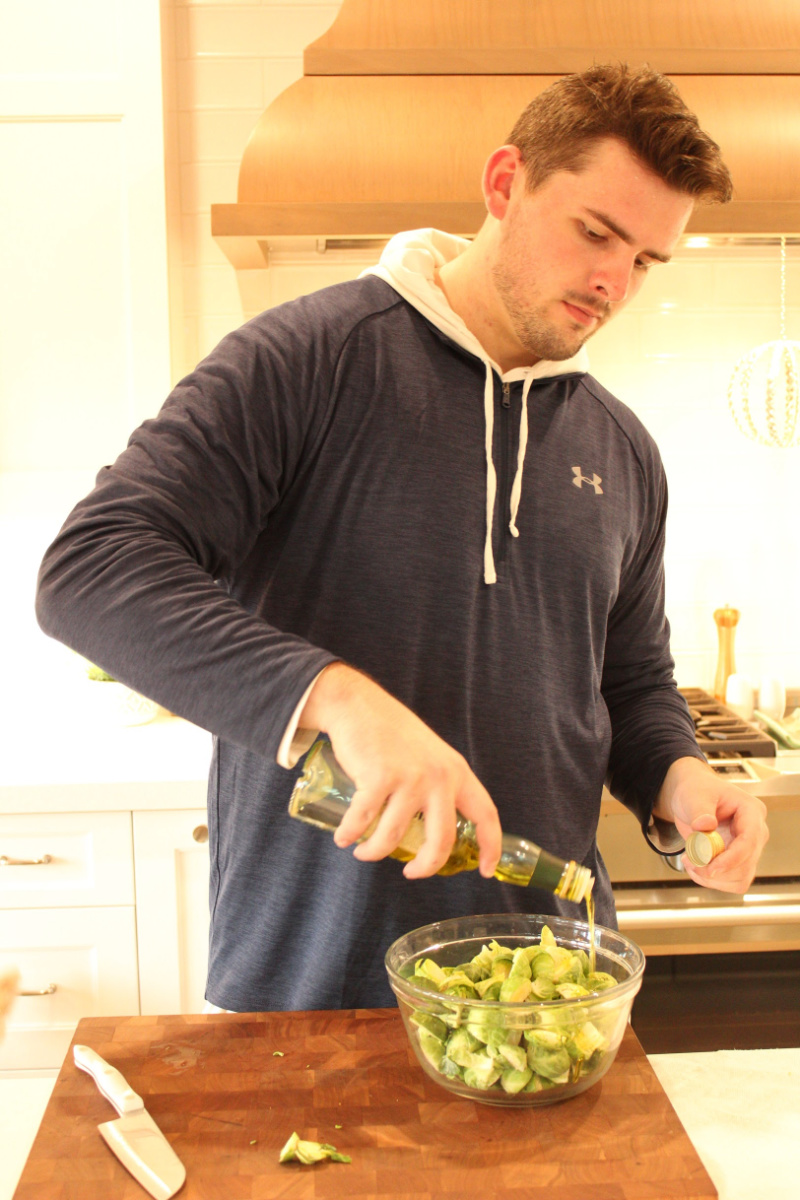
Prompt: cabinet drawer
<box><xmin>0</xmin><ymin>812</ymin><xmax>133</xmax><ymax>908</ymax></box>
<box><xmin>0</xmin><ymin>907</ymin><xmax>139</xmax><ymax>1069</ymax></box>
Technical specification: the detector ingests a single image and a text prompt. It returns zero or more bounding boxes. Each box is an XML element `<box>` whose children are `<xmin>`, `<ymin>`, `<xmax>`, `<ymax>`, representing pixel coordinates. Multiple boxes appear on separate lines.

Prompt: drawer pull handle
<box><xmin>19</xmin><ymin>983</ymin><xmax>58</xmax><ymax>996</ymax></box>
<box><xmin>192</xmin><ymin>825</ymin><xmax>209</xmax><ymax>844</ymax></box>
<box><xmin>0</xmin><ymin>854</ymin><xmax>53</xmax><ymax>867</ymax></box>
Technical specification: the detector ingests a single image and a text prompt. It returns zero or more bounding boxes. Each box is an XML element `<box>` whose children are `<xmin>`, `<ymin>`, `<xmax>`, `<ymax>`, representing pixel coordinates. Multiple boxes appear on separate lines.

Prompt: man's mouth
<box><xmin>562</xmin><ymin>300</ymin><xmax>604</xmax><ymax>327</ymax></box>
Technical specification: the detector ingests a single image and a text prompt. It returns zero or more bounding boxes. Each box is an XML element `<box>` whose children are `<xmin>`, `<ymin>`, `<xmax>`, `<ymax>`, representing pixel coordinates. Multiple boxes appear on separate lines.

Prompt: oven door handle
<box><xmin>619</xmin><ymin>903</ymin><xmax>800</xmax><ymax>927</ymax></box>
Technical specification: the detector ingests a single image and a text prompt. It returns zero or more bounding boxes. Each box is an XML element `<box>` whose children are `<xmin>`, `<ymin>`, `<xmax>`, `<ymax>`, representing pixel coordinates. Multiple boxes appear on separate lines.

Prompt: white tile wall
<box><xmin>590</xmin><ymin>248</ymin><xmax>800</xmax><ymax>688</ymax></box>
<box><xmin>171</xmin><ymin>2</ymin><xmax>344</xmax><ymax>367</ymax></box>
<box><xmin>167</xmin><ymin>1</ymin><xmax>800</xmax><ymax>690</ymax></box>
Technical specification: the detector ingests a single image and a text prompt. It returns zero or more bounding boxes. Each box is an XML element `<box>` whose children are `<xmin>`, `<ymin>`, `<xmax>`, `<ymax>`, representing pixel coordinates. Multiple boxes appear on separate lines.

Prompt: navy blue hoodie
<box><xmin>36</xmin><ymin>232</ymin><xmax>702</xmax><ymax>1010</ymax></box>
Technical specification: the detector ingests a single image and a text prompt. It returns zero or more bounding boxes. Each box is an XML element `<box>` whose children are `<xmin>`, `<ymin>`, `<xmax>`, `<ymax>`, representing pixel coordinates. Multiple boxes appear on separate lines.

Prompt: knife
<box><xmin>73</xmin><ymin>1043</ymin><xmax>186</xmax><ymax>1200</ymax></box>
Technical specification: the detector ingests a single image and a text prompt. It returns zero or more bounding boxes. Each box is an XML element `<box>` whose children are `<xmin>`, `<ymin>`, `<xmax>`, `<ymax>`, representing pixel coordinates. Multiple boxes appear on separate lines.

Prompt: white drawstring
<box><xmin>482</xmin><ymin>361</ymin><xmax>498</xmax><ymax>585</ymax></box>
<box><xmin>508</xmin><ymin>373</ymin><xmax>534</xmax><ymax>538</ymax></box>
<box><xmin>483</xmin><ymin>367</ymin><xmax>534</xmax><ymax>583</ymax></box>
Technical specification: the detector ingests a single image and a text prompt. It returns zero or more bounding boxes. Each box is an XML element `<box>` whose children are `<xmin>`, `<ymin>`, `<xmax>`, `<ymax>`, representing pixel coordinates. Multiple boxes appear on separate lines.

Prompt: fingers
<box><xmin>332</xmin><ymin>769</ymin><xmax>501</xmax><ymax>881</ymax></box>
<box><xmin>397</xmin><ymin>787</ymin><xmax>458</xmax><ymax>879</ymax></box>
<box><xmin>305</xmin><ymin>665</ymin><xmax>503</xmax><ymax>880</ymax></box>
<box><xmin>333</xmin><ymin>785</ymin><xmax>388</xmax><ymax>850</ymax></box>
<box><xmin>455</xmin><ymin>780</ymin><xmax>503</xmax><ymax>878</ymax></box>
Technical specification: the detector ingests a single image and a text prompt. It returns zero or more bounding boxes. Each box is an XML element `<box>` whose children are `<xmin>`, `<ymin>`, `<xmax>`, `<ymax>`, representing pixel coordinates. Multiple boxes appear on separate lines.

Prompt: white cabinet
<box><xmin>0</xmin><ymin>811</ymin><xmax>134</xmax><ymax>908</ymax></box>
<box><xmin>0</xmin><ymin>907</ymin><xmax>139</xmax><ymax>1069</ymax></box>
<box><xmin>0</xmin><ymin>808</ymin><xmax>210</xmax><ymax>1068</ymax></box>
<box><xmin>133</xmin><ymin>810</ymin><xmax>210</xmax><ymax>1015</ymax></box>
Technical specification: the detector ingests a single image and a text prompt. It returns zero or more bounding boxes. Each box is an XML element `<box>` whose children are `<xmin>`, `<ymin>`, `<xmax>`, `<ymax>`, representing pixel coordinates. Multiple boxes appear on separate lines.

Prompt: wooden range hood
<box><xmin>211</xmin><ymin>0</ymin><xmax>800</xmax><ymax>268</ymax></box>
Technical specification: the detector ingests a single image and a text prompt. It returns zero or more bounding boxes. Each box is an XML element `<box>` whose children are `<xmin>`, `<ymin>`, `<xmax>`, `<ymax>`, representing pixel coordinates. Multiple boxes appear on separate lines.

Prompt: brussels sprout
<box><xmin>585</xmin><ymin>971</ymin><xmax>618</xmax><ymax>993</ymax></box>
<box><xmin>523</xmin><ymin>1028</ymin><xmax>562</xmax><ymax>1050</ymax></box>
<box><xmin>474</xmin><ymin>973</ymin><xmax>505</xmax><ymax>998</ymax></box>
<box><xmin>523</xmin><ymin>1073</ymin><xmax>557</xmax><ymax>1094</ymax></box>
<box><xmin>539</xmin><ymin>926</ymin><xmax>557</xmax><ymax>950</ymax></box>
<box><xmin>484</xmin><ymin>1025</ymin><xmax>521</xmax><ymax>1049</ymax></box>
<box><xmin>446</xmin><ymin>1026</ymin><xmax>483</xmax><ymax>1066</ymax></box>
<box><xmin>510</xmin><ymin>947</ymin><xmax>532</xmax><ymax>978</ymax></box>
<box><xmin>409</xmin><ymin>1010</ymin><xmax>448</xmax><ymax>1041</ymax></box>
<box><xmin>526</xmin><ymin>1043</ymin><xmax>571</xmax><ymax>1082</ymax></box>
<box><xmin>463</xmin><ymin>1055</ymin><xmax>502</xmax><ymax>1090</ymax></box>
<box><xmin>442</xmin><ymin>974</ymin><xmax>479</xmax><ymax>999</ymax></box>
<box><xmin>555</xmin><ymin>982</ymin><xmax>591</xmax><ymax>1000</ymax></box>
<box><xmin>549</xmin><ymin>946</ymin><xmax>577</xmax><ymax>983</ymax></box>
<box><xmin>531</xmin><ymin>953</ymin><xmax>555</xmax><ymax>981</ymax></box>
<box><xmin>501</xmin><ymin>1066</ymin><xmax>534</xmax><ymax>1094</ymax></box>
<box><xmin>279</xmin><ymin>1132</ymin><xmax>351</xmax><ymax>1165</ymax></box>
<box><xmin>531</xmin><ymin>976</ymin><xmax>557</xmax><ymax>1000</ymax></box>
<box><xmin>414</xmin><ymin>958</ymin><xmax>449</xmax><ymax>988</ymax></box>
<box><xmin>459</xmin><ymin>960</ymin><xmax>489</xmax><ymax>982</ymax></box>
<box><xmin>417</xmin><ymin>1028</ymin><xmax>446</xmax><ymax>1070</ymax></box>
<box><xmin>496</xmin><ymin>1041</ymin><xmax>528</xmax><ymax>1072</ymax></box>
<box><xmin>499</xmin><ymin>975</ymin><xmax>533</xmax><ymax>1003</ymax></box>
<box><xmin>571</xmin><ymin>1021</ymin><xmax>607</xmax><ymax>1058</ymax></box>
<box><xmin>573</xmin><ymin>948</ymin><xmax>591</xmax><ymax>973</ymax></box>
<box><xmin>406</xmin><ymin>926</ymin><xmax>619</xmax><ymax>1099</ymax></box>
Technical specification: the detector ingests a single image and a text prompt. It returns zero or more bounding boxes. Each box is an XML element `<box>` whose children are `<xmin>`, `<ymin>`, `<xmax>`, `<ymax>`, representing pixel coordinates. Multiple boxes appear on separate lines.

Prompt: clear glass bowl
<box><xmin>385</xmin><ymin>912</ymin><xmax>645</xmax><ymax>1107</ymax></box>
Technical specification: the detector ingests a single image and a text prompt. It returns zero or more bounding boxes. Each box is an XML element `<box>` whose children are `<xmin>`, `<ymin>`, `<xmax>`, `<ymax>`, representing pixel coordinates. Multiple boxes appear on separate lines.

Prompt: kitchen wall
<box><xmin>2</xmin><ymin>2</ymin><xmax>797</xmax><ymax>696</ymax></box>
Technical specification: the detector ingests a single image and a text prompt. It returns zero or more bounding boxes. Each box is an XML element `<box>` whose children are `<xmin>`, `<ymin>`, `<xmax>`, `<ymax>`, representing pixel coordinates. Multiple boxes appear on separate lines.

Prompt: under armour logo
<box><xmin>572</xmin><ymin>466</ymin><xmax>603</xmax><ymax>494</ymax></box>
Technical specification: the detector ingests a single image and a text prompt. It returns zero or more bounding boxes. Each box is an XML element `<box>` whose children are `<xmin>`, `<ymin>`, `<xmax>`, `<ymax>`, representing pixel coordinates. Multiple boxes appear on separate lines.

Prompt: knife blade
<box><xmin>73</xmin><ymin>1043</ymin><xmax>186</xmax><ymax>1200</ymax></box>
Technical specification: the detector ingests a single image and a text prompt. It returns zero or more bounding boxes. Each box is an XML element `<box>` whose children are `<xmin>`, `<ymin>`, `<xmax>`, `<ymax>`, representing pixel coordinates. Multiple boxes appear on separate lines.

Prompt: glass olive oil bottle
<box><xmin>288</xmin><ymin>737</ymin><xmax>594</xmax><ymax>904</ymax></box>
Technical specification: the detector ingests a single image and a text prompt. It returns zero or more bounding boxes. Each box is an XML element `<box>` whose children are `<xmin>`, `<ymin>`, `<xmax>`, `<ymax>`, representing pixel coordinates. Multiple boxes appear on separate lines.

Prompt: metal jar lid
<box><xmin>685</xmin><ymin>830</ymin><xmax>726</xmax><ymax>867</ymax></box>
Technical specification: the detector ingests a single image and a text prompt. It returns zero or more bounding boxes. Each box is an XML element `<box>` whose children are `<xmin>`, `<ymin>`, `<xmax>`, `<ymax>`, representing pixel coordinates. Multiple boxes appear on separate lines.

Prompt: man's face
<box><xmin>490</xmin><ymin>138</ymin><xmax>694</xmax><ymax>363</ymax></box>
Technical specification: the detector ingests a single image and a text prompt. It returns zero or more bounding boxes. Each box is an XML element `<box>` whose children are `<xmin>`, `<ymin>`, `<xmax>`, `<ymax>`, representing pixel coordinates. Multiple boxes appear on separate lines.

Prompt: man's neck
<box><xmin>435</xmin><ymin>242</ymin><xmax>540</xmax><ymax>373</ymax></box>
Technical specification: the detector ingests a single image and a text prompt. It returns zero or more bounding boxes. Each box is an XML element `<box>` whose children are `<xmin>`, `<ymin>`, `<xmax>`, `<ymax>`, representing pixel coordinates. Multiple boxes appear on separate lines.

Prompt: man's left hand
<box><xmin>654</xmin><ymin>756</ymin><xmax>769</xmax><ymax>893</ymax></box>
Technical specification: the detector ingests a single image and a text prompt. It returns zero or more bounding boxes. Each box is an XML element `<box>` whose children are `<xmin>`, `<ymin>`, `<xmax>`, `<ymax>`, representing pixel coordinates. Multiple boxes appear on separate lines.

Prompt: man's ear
<box><xmin>482</xmin><ymin>145</ymin><xmax>524</xmax><ymax>220</ymax></box>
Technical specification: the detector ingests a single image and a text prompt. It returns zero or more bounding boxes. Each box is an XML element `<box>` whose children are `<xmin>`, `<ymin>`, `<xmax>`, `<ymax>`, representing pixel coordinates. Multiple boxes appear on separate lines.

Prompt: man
<box><xmin>36</xmin><ymin>64</ymin><xmax>768</xmax><ymax>1011</ymax></box>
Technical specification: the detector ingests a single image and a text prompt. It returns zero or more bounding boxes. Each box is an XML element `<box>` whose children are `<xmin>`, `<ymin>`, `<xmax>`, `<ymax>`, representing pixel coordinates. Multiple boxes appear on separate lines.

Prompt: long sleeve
<box><xmin>35</xmin><ymin>309</ymin><xmax>342</xmax><ymax>762</ymax></box>
<box><xmin>601</xmin><ymin>464</ymin><xmax>705</xmax><ymax>847</ymax></box>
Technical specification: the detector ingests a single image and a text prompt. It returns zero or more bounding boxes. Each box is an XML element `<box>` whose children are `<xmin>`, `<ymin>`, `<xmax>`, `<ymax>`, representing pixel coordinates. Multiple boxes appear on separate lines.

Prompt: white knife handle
<box><xmin>73</xmin><ymin>1044</ymin><xmax>143</xmax><ymax>1116</ymax></box>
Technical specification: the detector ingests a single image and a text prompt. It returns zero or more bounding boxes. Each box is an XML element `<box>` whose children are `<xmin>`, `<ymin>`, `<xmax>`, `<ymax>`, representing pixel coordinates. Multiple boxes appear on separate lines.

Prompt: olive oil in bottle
<box><xmin>288</xmin><ymin>737</ymin><xmax>594</xmax><ymax>904</ymax></box>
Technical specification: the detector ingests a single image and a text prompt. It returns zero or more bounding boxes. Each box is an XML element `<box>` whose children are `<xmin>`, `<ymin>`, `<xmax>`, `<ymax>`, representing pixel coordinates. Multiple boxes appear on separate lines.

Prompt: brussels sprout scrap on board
<box><xmin>278</xmin><ymin>1132</ymin><xmax>351</xmax><ymax>1165</ymax></box>
<box><xmin>408</xmin><ymin>927</ymin><xmax>618</xmax><ymax>1097</ymax></box>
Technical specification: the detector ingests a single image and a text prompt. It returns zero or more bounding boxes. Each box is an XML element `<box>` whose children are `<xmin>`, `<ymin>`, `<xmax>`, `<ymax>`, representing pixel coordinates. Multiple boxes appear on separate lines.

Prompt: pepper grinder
<box><xmin>713</xmin><ymin>605</ymin><xmax>740</xmax><ymax>702</ymax></box>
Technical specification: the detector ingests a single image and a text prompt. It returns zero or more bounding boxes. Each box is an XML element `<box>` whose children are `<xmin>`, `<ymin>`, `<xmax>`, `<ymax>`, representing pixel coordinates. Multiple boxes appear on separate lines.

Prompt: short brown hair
<box><xmin>507</xmin><ymin>63</ymin><xmax>732</xmax><ymax>204</ymax></box>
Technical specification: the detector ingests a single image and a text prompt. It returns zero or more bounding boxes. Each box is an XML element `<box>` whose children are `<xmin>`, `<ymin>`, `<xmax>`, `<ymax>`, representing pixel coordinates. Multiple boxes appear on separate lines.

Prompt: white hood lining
<box><xmin>362</xmin><ymin>229</ymin><xmax>590</xmax><ymax>585</ymax></box>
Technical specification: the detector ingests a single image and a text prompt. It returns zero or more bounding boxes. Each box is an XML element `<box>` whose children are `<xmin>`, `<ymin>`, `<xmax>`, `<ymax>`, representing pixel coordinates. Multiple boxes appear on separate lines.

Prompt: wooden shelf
<box><xmin>306</xmin><ymin>0</ymin><xmax>800</xmax><ymax>75</ymax></box>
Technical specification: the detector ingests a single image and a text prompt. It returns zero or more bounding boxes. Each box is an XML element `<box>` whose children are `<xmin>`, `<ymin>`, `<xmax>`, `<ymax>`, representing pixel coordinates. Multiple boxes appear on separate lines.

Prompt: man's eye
<box><xmin>583</xmin><ymin>225</ymin><xmax>605</xmax><ymax>241</ymax></box>
<box><xmin>634</xmin><ymin>258</ymin><xmax>651</xmax><ymax>272</ymax></box>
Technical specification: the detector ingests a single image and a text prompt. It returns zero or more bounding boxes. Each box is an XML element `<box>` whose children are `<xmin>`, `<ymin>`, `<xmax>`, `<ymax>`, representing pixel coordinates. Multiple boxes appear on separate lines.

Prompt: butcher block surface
<box><xmin>15</xmin><ymin>1009</ymin><xmax>717</xmax><ymax>1200</ymax></box>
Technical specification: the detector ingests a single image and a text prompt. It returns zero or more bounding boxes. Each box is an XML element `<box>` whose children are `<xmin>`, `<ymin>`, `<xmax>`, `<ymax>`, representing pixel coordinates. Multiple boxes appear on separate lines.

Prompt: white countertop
<box><xmin>649</xmin><ymin>1047</ymin><xmax>800</xmax><ymax>1200</ymax></box>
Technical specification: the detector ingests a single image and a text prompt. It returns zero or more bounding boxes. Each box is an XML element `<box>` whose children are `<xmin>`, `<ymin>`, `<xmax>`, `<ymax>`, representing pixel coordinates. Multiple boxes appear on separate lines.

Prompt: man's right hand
<box><xmin>298</xmin><ymin>662</ymin><xmax>502</xmax><ymax>880</ymax></box>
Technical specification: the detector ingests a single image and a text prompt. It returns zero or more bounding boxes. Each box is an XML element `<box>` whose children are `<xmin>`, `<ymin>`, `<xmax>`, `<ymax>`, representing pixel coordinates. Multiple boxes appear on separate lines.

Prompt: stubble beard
<box><xmin>492</xmin><ymin>264</ymin><xmax>610</xmax><ymax>362</ymax></box>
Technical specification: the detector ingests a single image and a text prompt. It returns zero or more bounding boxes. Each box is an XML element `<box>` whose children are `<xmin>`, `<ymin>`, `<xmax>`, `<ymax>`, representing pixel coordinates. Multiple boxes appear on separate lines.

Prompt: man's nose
<box><xmin>591</xmin><ymin>255</ymin><xmax>635</xmax><ymax>304</ymax></box>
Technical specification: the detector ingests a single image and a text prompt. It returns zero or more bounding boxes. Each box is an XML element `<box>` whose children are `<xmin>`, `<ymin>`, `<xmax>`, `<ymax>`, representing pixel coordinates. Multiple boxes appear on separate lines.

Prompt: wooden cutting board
<box><xmin>14</xmin><ymin>1009</ymin><xmax>717</xmax><ymax>1200</ymax></box>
